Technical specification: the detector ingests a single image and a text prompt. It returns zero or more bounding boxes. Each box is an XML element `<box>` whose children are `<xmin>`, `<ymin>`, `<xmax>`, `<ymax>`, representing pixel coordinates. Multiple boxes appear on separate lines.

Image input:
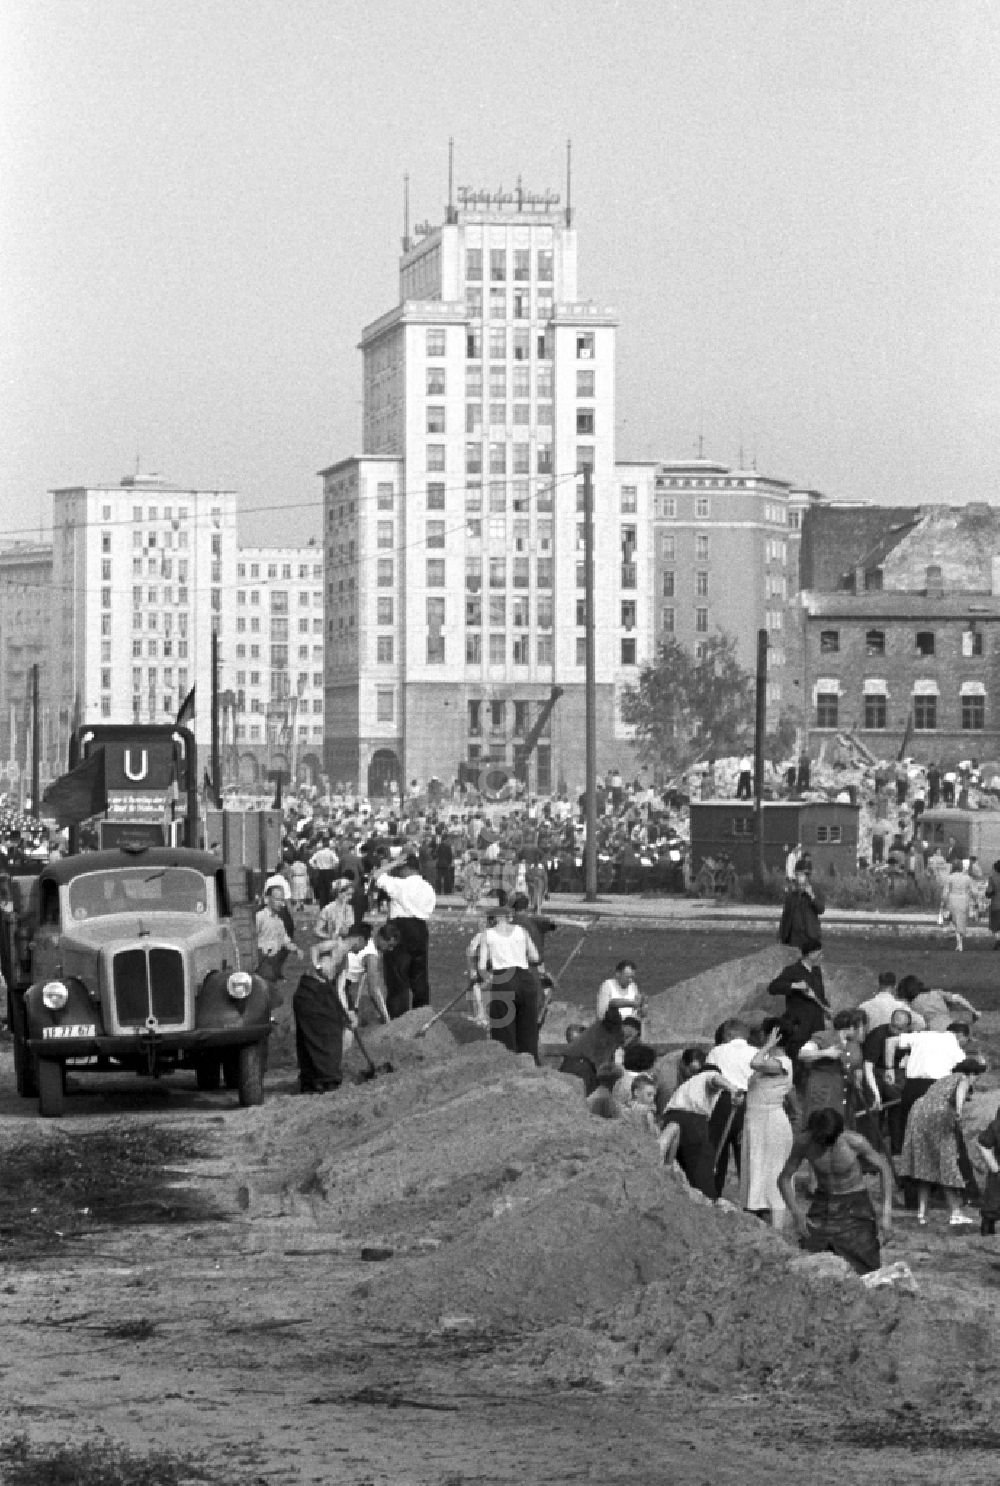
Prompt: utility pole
<box><xmin>211</xmin><ymin>627</ymin><xmax>221</xmax><ymax>807</ymax></box>
<box><xmin>584</xmin><ymin>464</ymin><xmax>598</xmax><ymax>901</ymax></box>
<box><xmin>753</xmin><ymin>628</ymin><xmax>768</xmax><ymax>886</ymax></box>
<box><xmin>30</xmin><ymin>664</ymin><xmax>40</xmax><ymax>818</ymax></box>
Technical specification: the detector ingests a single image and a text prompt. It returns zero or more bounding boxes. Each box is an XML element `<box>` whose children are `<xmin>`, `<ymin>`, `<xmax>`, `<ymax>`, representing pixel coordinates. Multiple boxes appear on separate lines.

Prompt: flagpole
<box><xmin>211</xmin><ymin>627</ymin><xmax>221</xmax><ymax>807</ymax></box>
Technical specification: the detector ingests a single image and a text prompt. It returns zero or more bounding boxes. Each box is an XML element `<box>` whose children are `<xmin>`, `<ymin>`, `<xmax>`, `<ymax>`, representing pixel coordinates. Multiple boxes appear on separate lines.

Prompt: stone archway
<box><xmin>298</xmin><ymin>752</ymin><xmax>322</xmax><ymax>788</ymax></box>
<box><xmin>238</xmin><ymin>752</ymin><xmax>260</xmax><ymax>786</ymax></box>
<box><xmin>368</xmin><ymin>748</ymin><xmax>401</xmax><ymax>798</ymax></box>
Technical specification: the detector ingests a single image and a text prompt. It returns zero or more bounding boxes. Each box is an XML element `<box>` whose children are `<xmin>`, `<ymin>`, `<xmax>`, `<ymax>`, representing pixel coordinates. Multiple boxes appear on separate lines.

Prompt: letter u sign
<box><xmin>123</xmin><ymin>749</ymin><xmax>149</xmax><ymax>782</ymax></box>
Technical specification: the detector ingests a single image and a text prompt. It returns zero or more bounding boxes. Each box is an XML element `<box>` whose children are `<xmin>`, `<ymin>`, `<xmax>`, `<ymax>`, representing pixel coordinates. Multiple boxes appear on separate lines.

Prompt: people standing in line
<box><xmin>479</xmin><ymin>900</ymin><xmax>542</xmax><ymax>1062</ymax></box>
<box><xmin>374</xmin><ymin>853</ymin><xmax>437</xmax><ymax>1018</ymax></box>
<box><xmin>766</xmin><ymin>938</ymin><xmax>828</xmax><ymax>1058</ymax></box>
<box><xmin>740</xmin><ymin>1018</ymin><xmax>796</xmax><ymax>1229</ymax></box>
<box><xmin>777</xmin><ymin>1108</ymin><xmax>892</xmax><ymax>1275</ymax></box>
<box><xmin>777</xmin><ymin>859</ymin><xmax>825</xmax><ymax>949</ymax></box>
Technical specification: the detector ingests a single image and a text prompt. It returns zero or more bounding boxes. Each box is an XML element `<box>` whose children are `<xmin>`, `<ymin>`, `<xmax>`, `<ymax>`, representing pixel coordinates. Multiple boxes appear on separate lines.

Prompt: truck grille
<box><xmin>113</xmin><ymin>947</ymin><xmax>186</xmax><ymax>1027</ymax></box>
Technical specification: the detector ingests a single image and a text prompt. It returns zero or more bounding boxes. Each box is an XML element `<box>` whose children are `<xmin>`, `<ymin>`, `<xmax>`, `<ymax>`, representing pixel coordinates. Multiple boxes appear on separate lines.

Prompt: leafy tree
<box><xmin>620</xmin><ymin>633</ymin><xmax>756</xmax><ymax>780</ymax></box>
<box><xmin>766</xmin><ymin>704</ymin><xmax>802</xmax><ymax>765</ymax></box>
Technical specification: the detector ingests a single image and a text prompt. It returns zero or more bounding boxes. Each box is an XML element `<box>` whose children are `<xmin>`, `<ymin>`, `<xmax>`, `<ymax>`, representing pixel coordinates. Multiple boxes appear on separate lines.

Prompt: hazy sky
<box><xmin>3</xmin><ymin>0</ymin><xmax>998</xmax><ymax>546</ymax></box>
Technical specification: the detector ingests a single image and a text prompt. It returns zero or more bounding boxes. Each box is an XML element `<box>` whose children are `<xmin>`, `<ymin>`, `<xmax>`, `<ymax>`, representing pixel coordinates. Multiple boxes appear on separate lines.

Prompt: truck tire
<box><xmin>37</xmin><ymin>1058</ymin><xmax>65</xmax><ymax>1118</ymax></box>
<box><xmin>195</xmin><ymin>1057</ymin><xmax>222</xmax><ymax>1091</ymax></box>
<box><xmin>237</xmin><ymin>1044</ymin><xmax>264</xmax><ymax>1107</ymax></box>
<box><xmin>221</xmin><ymin>1050</ymin><xmax>241</xmax><ymax>1090</ymax></box>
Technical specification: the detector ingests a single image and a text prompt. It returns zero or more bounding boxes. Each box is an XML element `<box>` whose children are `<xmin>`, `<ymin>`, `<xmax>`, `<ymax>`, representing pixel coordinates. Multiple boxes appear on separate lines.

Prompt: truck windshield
<box><xmin>67</xmin><ymin>867</ymin><xmax>210</xmax><ymax>921</ymax></box>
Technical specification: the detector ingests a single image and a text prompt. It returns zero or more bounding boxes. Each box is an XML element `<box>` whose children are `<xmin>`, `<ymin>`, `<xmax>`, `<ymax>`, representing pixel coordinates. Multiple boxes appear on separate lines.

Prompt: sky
<box><xmin>2</xmin><ymin>0</ymin><xmax>998</xmax><ymax>547</ymax></box>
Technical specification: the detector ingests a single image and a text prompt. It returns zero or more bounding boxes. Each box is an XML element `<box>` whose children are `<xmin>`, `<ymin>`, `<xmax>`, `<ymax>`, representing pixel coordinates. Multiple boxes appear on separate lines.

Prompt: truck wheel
<box><xmin>37</xmin><ymin>1058</ymin><xmax>65</xmax><ymax>1118</ymax></box>
<box><xmin>13</xmin><ymin>1031</ymin><xmax>38</xmax><ymax>1099</ymax></box>
<box><xmin>237</xmin><ymin>1044</ymin><xmax>264</xmax><ymax>1107</ymax></box>
<box><xmin>195</xmin><ymin>1057</ymin><xmax>222</xmax><ymax>1091</ymax></box>
<box><xmin>221</xmin><ymin>1050</ymin><xmax>240</xmax><ymax>1090</ymax></box>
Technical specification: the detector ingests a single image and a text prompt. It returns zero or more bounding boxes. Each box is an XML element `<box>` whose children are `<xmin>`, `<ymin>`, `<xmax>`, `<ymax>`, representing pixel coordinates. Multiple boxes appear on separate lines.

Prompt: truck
<box><xmin>7</xmin><ymin>726</ymin><xmax>272</xmax><ymax>1117</ymax></box>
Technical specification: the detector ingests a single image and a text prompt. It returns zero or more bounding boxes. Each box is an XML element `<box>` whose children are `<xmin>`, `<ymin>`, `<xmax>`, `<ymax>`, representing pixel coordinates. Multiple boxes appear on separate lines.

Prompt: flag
<box><xmin>897</xmin><ymin>709</ymin><xmax>914</xmax><ymax>763</ymax></box>
<box><xmin>176</xmin><ymin>685</ymin><xmax>196</xmax><ymax>726</ymax></box>
<box><xmin>42</xmin><ymin>747</ymin><xmax>108</xmax><ymax>826</ymax></box>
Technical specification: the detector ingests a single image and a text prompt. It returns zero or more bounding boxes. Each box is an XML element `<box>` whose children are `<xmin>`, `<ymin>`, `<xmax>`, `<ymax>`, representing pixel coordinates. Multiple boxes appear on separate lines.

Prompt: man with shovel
<box><xmin>766</xmin><ymin>937</ymin><xmax>829</xmax><ymax>1059</ymax></box>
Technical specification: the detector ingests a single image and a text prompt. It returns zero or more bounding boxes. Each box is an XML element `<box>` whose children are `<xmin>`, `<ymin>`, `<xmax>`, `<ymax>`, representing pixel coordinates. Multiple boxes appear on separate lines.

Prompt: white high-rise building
<box><xmin>49</xmin><ymin>474</ymin><xmax>238</xmax><ymax>758</ymax></box>
<box><xmin>321</xmin><ymin>179</ymin><xmax>652</xmax><ymax>796</ymax></box>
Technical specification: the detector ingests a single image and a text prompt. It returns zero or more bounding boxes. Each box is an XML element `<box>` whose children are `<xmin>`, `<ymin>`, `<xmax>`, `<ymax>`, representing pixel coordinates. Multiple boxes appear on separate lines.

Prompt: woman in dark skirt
<box><xmin>777</xmin><ymin>1107</ymin><xmax>893</xmax><ymax>1274</ymax></box>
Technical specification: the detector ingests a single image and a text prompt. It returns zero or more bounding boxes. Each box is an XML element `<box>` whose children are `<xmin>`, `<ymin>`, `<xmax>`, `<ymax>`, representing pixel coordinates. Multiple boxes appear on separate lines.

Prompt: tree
<box><xmin>620</xmin><ymin>633</ymin><xmax>755</xmax><ymax>781</ymax></box>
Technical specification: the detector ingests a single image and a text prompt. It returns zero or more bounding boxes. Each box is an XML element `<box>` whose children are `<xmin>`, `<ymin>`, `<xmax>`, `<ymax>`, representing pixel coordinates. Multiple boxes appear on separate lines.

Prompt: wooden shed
<box><xmin>689</xmin><ymin>800</ymin><xmax>860</xmax><ymax>879</ymax></box>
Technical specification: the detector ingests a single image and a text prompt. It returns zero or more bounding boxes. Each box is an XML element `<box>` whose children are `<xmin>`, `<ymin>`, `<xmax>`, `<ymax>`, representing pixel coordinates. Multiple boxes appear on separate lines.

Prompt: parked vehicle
<box><xmin>4</xmin><ymin>846</ymin><xmax>271</xmax><ymax>1118</ymax></box>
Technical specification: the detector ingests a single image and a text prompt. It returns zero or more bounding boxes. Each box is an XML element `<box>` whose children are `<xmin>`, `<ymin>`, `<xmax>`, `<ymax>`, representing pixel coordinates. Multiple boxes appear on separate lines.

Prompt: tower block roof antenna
<box><xmin>565</xmin><ymin>138</ymin><xmax>573</xmax><ymax>227</ymax></box>
<box><xmin>447</xmin><ymin>136</ymin><xmax>457</xmax><ymax>223</ymax></box>
<box><xmin>402</xmin><ymin>173</ymin><xmax>411</xmax><ymax>252</ymax></box>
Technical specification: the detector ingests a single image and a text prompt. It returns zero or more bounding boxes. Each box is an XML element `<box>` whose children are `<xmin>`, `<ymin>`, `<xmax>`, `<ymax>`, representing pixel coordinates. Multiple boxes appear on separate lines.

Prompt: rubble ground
<box><xmin>2</xmin><ymin>956</ymin><xmax>1000</xmax><ymax>1484</ymax></box>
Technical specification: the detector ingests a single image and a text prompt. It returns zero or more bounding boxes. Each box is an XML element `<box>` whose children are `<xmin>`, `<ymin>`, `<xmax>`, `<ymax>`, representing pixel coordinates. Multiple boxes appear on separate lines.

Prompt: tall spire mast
<box><xmin>402</xmin><ymin>173</ymin><xmax>411</xmax><ymax>252</ymax></box>
<box><xmin>447</xmin><ymin>136</ymin><xmax>456</xmax><ymax>223</ymax></box>
<box><xmin>565</xmin><ymin>138</ymin><xmax>573</xmax><ymax>227</ymax></box>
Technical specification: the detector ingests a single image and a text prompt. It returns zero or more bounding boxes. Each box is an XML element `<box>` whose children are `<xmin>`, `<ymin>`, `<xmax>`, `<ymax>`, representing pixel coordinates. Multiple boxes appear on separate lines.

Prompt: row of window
<box><xmin>662</xmin><ymin>609</ymin><xmax>711</xmax><ymax>634</ymax></box>
<box><xmin>100</xmin><ymin>504</ymin><xmax>197</xmax><ymax>525</ymax></box>
<box><xmin>235</xmin><ymin>644</ymin><xmax>320</xmax><ymax>662</ymax></box>
<box><xmin>819</xmin><ymin>628</ymin><xmax>984</xmax><ymax>658</ymax></box>
<box><xmin>426</xmin><ymin>368</ymin><xmax>594</xmax><ymax>399</ymax></box>
<box><xmin>660</xmin><ymin>534</ymin><xmax>709</xmax><ymax>561</ymax></box>
<box><xmin>467</xmin><ymin>698</ymin><xmax>553</xmax><ymax>735</ymax></box>
<box><xmin>663</xmin><ymin>570</ymin><xmax>710</xmax><ymax>598</ymax></box>
<box><xmin>236</xmin><ymin>563</ymin><xmax>322</xmax><ymax>581</ymax></box>
<box><xmin>129</xmin><ymin>640</ymin><xmax>189</xmax><ymax>658</ymax></box>
<box><xmin>654</xmin><ymin>496</ymin><xmax>713</xmax><ymax>520</ymax></box>
<box><xmin>406</xmin><ymin>634</ymin><xmax>640</xmax><ymax>667</ymax></box>
<box><xmin>464</xmin><ymin>286</ymin><xmax>553</xmax><ymax>321</ymax></box>
<box><xmin>815</xmin><ymin>694</ymin><xmax>985</xmax><ymax>731</ymax></box>
<box><xmin>234</xmin><ymin>671</ymin><xmax>323</xmax><ymax>689</ymax></box>
<box><xmin>465</xmin><ymin>247</ymin><xmax>554</xmax><ymax>282</ymax></box>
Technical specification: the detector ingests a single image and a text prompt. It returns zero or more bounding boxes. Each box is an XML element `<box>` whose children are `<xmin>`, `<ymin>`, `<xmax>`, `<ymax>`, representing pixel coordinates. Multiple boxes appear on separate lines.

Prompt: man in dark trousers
<box><xmin>374</xmin><ymin>853</ymin><xmax>437</xmax><ymax>1017</ymax></box>
<box><xmin>778</xmin><ymin>859</ymin><xmax>825</xmax><ymax>948</ymax></box>
<box><xmin>435</xmin><ymin>832</ymin><xmax>455</xmax><ymax>896</ymax></box>
<box><xmin>767</xmin><ymin>938</ymin><xmax>829</xmax><ymax>1058</ymax></box>
<box><xmin>292</xmin><ymin>934</ymin><xmax>362</xmax><ymax>1094</ymax></box>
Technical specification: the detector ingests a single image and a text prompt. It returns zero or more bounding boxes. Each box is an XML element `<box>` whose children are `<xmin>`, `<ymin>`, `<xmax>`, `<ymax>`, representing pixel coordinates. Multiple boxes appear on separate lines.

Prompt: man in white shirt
<box><xmin>858</xmin><ymin>971</ymin><xmax>926</xmax><ymax>1033</ymax></box>
<box><xmin>661</xmin><ymin>1068</ymin><xmax>742</xmax><ymax>1199</ymax></box>
<box><xmin>705</xmin><ymin>1019</ymin><xmax>756</xmax><ymax>1190</ymax></box>
<box><xmin>375</xmin><ymin>854</ymin><xmax>437</xmax><ymax>1018</ymax></box>
<box><xmin>892</xmin><ymin>1021</ymin><xmax>971</xmax><ymax>1145</ymax></box>
<box><xmin>596</xmin><ymin>960</ymin><xmax>643</xmax><ymax>1024</ymax></box>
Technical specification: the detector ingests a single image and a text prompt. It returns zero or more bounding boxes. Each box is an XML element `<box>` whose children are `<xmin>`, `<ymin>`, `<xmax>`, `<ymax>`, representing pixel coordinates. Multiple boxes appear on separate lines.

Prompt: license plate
<box><xmin>42</xmin><ymin>1024</ymin><xmax>95</xmax><ymax>1039</ymax></box>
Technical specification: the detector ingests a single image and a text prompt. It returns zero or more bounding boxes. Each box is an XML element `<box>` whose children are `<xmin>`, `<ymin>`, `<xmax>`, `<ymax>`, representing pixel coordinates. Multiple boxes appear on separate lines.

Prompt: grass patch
<box><xmin>0</xmin><ymin>1435</ymin><xmax>212</xmax><ymax>1486</ymax></box>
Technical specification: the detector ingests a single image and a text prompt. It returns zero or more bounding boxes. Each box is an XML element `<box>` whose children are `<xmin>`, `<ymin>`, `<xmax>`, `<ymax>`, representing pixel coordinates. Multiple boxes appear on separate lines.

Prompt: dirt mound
<box><xmin>253</xmin><ymin>1044</ymin><xmax>999</xmax><ymax>1417</ymax></box>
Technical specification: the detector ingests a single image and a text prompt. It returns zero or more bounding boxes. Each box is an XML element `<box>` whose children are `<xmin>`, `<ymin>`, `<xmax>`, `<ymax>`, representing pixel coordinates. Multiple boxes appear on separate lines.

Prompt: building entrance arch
<box><xmin>368</xmin><ymin>748</ymin><xmax>401</xmax><ymax>798</ymax></box>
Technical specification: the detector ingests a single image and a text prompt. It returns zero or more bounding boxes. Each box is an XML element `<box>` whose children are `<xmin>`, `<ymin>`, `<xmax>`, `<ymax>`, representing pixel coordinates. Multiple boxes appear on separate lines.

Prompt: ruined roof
<box><xmin>799</xmin><ymin>506</ymin><xmax>918</xmax><ymax>591</ymax></box>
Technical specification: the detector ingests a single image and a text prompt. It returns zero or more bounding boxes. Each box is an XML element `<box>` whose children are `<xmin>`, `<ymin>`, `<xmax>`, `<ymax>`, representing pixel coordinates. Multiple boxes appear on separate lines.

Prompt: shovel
<box><xmin>352</xmin><ymin>1025</ymin><xmax>393</xmax><ymax>1080</ymax></box>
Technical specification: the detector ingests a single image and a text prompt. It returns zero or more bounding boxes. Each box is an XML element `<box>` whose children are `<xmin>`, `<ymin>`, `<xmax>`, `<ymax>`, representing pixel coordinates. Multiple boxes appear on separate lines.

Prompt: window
<box><xmin>426</xmin><ymin>329</ymin><xmax>445</xmax><ymax>357</ymax></box>
<box><xmin>962</xmin><ymin>693</ymin><xmax>985</xmax><ymax>730</ymax></box>
<box><xmin>426</xmin><ymin>520</ymin><xmax>445</xmax><ymax>549</ymax></box>
<box><xmin>577</xmin><ymin>332</ymin><xmax>595</xmax><ymax>359</ymax></box>
<box><xmin>913</xmin><ymin>695</ymin><xmax>937</xmax><ymax>730</ymax></box>
<box><xmin>537</xmin><ymin>634</ymin><xmax>553</xmax><ymax>665</ymax></box>
<box><xmin>695</xmin><ymin>607</ymin><xmax>709</xmax><ymax>633</ymax></box>
<box><xmin>466</xmin><ymin>556</ymin><xmax>482</xmax><ymax>591</ymax></box>
<box><xmin>621</xmin><ymin>563</ymin><xmax>637</xmax><ymax>590</ymax></box>
<box><xmin>820</xmin><ymin>630</ymin><xmax>840</xmax><ymax>654</ymax></box>
<box><xmin>512</xmin><ymin>248</ymin><xmax>529</xmax><ymax>281</ymax></box>
<box><xmin>466</xmin><ymin>247</ymin><xmax>482</xmax><ymax>281</ymax></box>
<box><xmin>537</xmin><ymin>247</ymin><xmax>553</xmax><ymax>281</ymax></box>
<box><xmin>467</xmin><ymin>327</ymin><xmax>482</xmax><ymax>359</ymax></box>
<box><xmin>466</xmin><ymin>594</ymin><xmax>482</xmax><ymax>626</ymax></box>
<box><xmin>426</xmin><ymin>443</ymin><xmax>445</xmax><ymax>471</ymax></box>
<box><xmin>621</xmin><ymin>638</ymin><xmax>637</xmax><ymax>666</ymax></box>
<box><xmin>489</xmin><ymin>595</ymin><xmax>505</xmax><ymax>626</ymax></box>
<box><xmin>621</xmin><ymin>600</ymin><xmax>636</xmax><ymax>630</ymax></box>
<box><xmin>575</xmin><ymin>637</ymin><xmax>587</xmax><ymax>666</ymax></box>
<box><xmin>536</xmin><ymin>558</ymin><xmax>553</xmax><ymax>588</ymax></box>
<box><xmin>489</xmin><ymin>401</ymin><xmax>506</xmax><ymax>428</ymax></box>
<box><xmin>489</xmin><ymin>633</ymin><xmax>506</xmax><ymax>665</ymax></box>
<box><xmin>656</xmin><ymin>496</ymin><xmax>677</xmax><ymax>519</ymax></box>
<box><xmin>375</xmin><ymin>483</ymin><xmax>394</xmax><ymax>511</ymax></box>
<box><xmin>466</xmin><ymin>443</ymin><xmax>483</xmax><ymax>474</ymax></box>
<box><xmin>489</xmin><ymin>327</ymin><xmax>505</xmax><ymax>360</ymax></box>
<box><xmin>576</xmin><ymin>445</ymin><xmax>594</xmax><ymax>472</ymax></box>
<box><xmin>864</xmin><ymin>694</ymin><xmax>887</xmax><ymax>729</ymax></box>
<box><xmin>466</xmin><ymin>365</ymin><xmax>482</xmax><ymax>396</ymax></box>
<box><xmin>466</xmin><ymin>403</ymin><xmax>482</xmax><ymax>433</ymax></box>
<box><xmin>512</xmin><ymin>635</ymin><xmax>529</xmax><ymax>665</ymax></box>
<box><xmin>377</xmin><ymin>596</ymin><xmax>393</xmax><ymax>625</ymax></box>
<box><xmin>865</xmin><ymin>629</ymin><xmax>885</xmax><ymax>657</ymax></box>
<box><xmin>695</xmin><ymin>534</ymin><xmax>708</xmax><ymax>560</ymax></box>
<box><xmin>915</xmin><ymin>630</ymin><xmax>935</xmax><ymax>657</ymax></box>
<box><xmin>489</xmin><ymin>558</ymin><xmax>506</xmax><ymax>589</ymax></box>
<box><xmin>620</xmin><ymin>485</ymin><xmax>637</xmax><ymax>513</ymax></box>
<box><xmin>466</xmin><ymin>632</ymin><xmax>482</xmax><ymax>663</ymax></box>
<box><xmin>816</xmin><ymin>691</ymin><xmax>839</xmax><ymax>729</ymax></box>
<box><xmin>695</xmin><ymin>496</ymin><xmax>710</xmax><ymax>519</ymax></box>
<box><xmin>576</xmin><ymin>409</ymin><xmax>595</xmax><ymax>436</ymax></box>
<box><xmin>696</xmin><ymin>571</ymin><xmax>709</xmax><ymax>597</ymax></box>
<box><xmin>816</xmin><ymin>825</ymin><xmax>843</xmax><ymax>844</ymax></box>
<box><xmin>426</xmin><ymin>405</ymin><xmax>446</xmax><ymax>433</ymax></box>
<box><xmin>490</xmin><ymin>248</ymin><xmax>506</xmax><ymax>281</ymax></box>
<box><xmin>377</xmin><ymin>521</ymin><xmax>393</xmax><ymax>549</ymax></box>
<box><xmin>427</xmin><ymin>482</ymin><xmax>445</xmax><ymax>510</ymax></box>
<box><xmin>426</xmin><ymin>559</ymin><xmax>445</xmax><ymax>587</ymax></box>
<box><xmin>662</xmin><ymin>608</ymin><xmax>675</xmax><ymax>634</ymax></box>
<box><xmin>512</xmin><ymin>596</ymin><xmax>529</xmax><ymax>628</ymax></box>
<box><xmin>376</xmin><ymin>689</ymin><xmax>394</xmax><ymax>722</ymax></box>
<box><xmin>962</xmin><ymin>629</ymin><xmax>984</xmax><ymax>658</ymax></box>
<box><xmin>490</xmin><ymin>286</ymin><xmax>506</xmax><ymax>319</ymax></box>
<box><xmin>377</xmin><ymin>559</ymin><xmax>393</xmax><ymax>587</ymax></box>
<box><xmin>513</xmin><ymin>442</ymin><xmax>530</xmax><ymax>473</ymax></box>
<box><xmin>489</xmin><ymin>443</ymin><xmax>506</xmax><ymax>475</ymax></box>
<box><xmin>376</xmin><ymin>636</ymin><xmax>393</xmax><ymax>664</ymax></box>
<box><xmin>577</xmin><ymin>370</ymin><xmax>595</xmax><ymax>398</ymax></box>
<box><xmin>513</xmin><ymin>330</ymin><xmax>530</xmax><ymax>363</ymax></box>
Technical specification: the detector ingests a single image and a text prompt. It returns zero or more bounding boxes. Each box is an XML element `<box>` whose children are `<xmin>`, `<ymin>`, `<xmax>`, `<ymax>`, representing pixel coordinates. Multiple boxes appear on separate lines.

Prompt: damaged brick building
<box><xmin>796</xmin><ymin>504</ymin><xmax>1000</xmax><ymax>763</ymax></box>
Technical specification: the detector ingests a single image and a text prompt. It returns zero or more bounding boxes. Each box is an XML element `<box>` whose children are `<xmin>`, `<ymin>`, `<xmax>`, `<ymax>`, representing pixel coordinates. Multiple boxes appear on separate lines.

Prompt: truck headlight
<box><xmin>227</xmin><ymin>972</ymin><xmax>252</xmax><ymax>1002</ymax></box>
<box><xmin>42</xmin><ymin>980</ymin><xmax>70</xmax><ymax>1010</ymax></box>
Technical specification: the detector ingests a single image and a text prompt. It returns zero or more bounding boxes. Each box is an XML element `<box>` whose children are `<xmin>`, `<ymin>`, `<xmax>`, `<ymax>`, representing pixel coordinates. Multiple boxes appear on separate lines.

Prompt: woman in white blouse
<box><xmin>479</xmin><ymin>902</ymin><xmax>541</xmax><ymax>1062</ymax></box>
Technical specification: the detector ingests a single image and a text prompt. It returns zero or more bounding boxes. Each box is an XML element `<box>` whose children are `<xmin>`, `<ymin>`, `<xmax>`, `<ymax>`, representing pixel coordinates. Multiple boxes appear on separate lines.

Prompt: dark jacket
<box><xmin>777</xmin><ymin>883</ymin><xmax>825</xmax><ymax>948</ymax></box>
<box><xmin>767</xmin><ymin>960</ymin><xmax>828</xmax><ymax>1051</ymax></box>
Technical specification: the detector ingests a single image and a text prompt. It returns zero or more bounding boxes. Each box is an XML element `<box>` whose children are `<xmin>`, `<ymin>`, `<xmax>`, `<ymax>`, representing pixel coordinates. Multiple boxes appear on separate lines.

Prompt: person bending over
<box><xmin>777</xmin><ymin>1107</ymin><xmax>892</xmax><ymax>1274</ymax></box>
